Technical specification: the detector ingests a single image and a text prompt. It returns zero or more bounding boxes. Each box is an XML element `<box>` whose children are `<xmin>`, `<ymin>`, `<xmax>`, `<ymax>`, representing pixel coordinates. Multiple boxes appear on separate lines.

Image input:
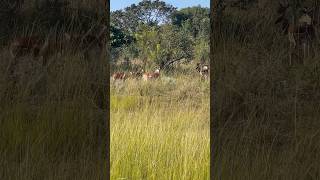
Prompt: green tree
<box><xmin>110</xmin><ymin>24</ymin><xmax>134</xmax><ymax>48</ymax></box>
<box><xmin>159</xmin><ymin>24</ymin><xmax>194</xmax><ymax>68</ymax></box>
<box><xmin>171</xmin><ymin>6</ymin><xmax>210</xmax><ymax>39</ymax></box>
<box><xmin>194</xmin><ymin>39</ymin><xmax>209</xmax><ymax>64</ymax></box>
<box><xmin>134</xmin><ymin>24</ymin><xmax>161</xmax><ymax>70</ymax></box>
<box><xmin>111</xmin><ymin>0</ymin><xmax>176</xmax><ymax>33</ymax></box>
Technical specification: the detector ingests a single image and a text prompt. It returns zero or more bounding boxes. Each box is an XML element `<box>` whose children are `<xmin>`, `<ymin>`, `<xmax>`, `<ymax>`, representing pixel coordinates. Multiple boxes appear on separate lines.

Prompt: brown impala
<box><xmin>142</xmin><ymin>68</ymin><xmax>160</xmax><ymax>81</ymax></box>
<box><xmin>10</xmin><ymin>34</ymin><xmax>69</xmax><ymax>63</ymax></box>
<box><xmin>9</xmin><ymin>25</ymin><xmax>107</xmax><ymax>65</ymax></box>
<box><xmin>9</xmin><ymin>36</ymin><xmax>43</xmax><ymax>59</ymax></box>
<box><xmin>196</xmin><ymin>63</ymin><xmax>209</xmax><ymax>80</ymax></box>
<box><xmin>275</xmin><ymin>0</ymin><xmax>316</xmax><ymax>64</ymax></box>
<box><xmin>111</xmin><ymin>72</ymin><xmax>127</xmax><ymax>81</ymax></box>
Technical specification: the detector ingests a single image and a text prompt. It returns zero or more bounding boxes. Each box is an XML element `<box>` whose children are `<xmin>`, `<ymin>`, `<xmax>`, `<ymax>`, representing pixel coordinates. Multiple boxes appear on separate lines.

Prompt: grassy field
<box><xmin>0</xmin><ymin>50</ymin><xmax>108</xmax><ymax>179</ymax></box>
<box><xmin>211</xmin><ymin>7</ymin><xmax>320</xmax><ymax>177</ymax></box>
<box><xmin>110</xmin><ymin>71</ymin><xmax>210</xmax><ymax>179</ymax></box>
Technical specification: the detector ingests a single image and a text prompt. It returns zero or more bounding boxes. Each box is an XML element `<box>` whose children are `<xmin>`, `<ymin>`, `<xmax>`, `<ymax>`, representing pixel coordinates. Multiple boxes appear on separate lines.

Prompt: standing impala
<box><xmin>196</xmin><ymin>63</ymin><xmax>209</xmax><ymax>80</ymax></box>
<box><xmin>8</xmin><ymin>25</ymin><xmax>107</xmax><ymax>73</ymax></box>
<box><xmin>9</xmin><ymin>36</ymin><xmax>43</xmax><ymax>59</ymax></box>
<box><xmin>9</xmin><ymin>33</ymin><xmax>70</xmax><ymax>71</ymax></box>
<box><xmin>142</xmin><ymin>68</ymin><xmax>160</xmax><ymax>81</ymax></box>
<box><xmin>275</xmin><ymin>1</ymin><xmax>316</xmax><ymax>64</ymax></box>
<box><xmin>111</xmin><ymin>72</ymin><xmax>127</xmax><ymax>81</ymax></box>
<box><xmin>129</xmin><ymin>69</ymin><xmax>144</xmax><ymax>79</ymax></box>
<box><xmin>9</xmin><ymin>34</ymin><xmax>59</xmax><ymax>72</ymax></box>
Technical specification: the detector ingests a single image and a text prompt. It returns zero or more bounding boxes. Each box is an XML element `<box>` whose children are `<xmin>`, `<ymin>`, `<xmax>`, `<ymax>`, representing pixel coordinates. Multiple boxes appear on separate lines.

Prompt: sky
<box><xmin>111</xmin><ymin>0</ymin><xmax>210</xmax><ymax>11</ymax></box>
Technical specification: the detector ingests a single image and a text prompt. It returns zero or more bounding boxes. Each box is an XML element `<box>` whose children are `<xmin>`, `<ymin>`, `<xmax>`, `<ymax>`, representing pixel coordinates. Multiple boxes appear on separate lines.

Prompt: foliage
<box><xmin>134</xmin><ymin>24</ymin><xmax>160</xmax><ymax>69</ymax></box>
<box><xmin>194</xmin><ymin>38</ymin><xmax>209</xmax><ymax>64</ymax></box>
<box><xmin>159</xmin><ymin>25</ymin><xmax>194</xmax><ymax>65</ymax></box>
<box><xmin>110</xmin><ymin>25</ymin><xmax>134</xmax><ymax>48</ymax></box>
<box><xmin>111</xmin><ymin>0</ymin><xmax>176</xmax><ymax>33</ymax></box>
<box><xmin>111</xmin><ymin>1</ymin><xmax>209</xmax><ymax>70</ymax></box>
<box><xmin>171</xmin><ymin>6</ymin><xmax>210</xmax><ymax>39</ymax></box>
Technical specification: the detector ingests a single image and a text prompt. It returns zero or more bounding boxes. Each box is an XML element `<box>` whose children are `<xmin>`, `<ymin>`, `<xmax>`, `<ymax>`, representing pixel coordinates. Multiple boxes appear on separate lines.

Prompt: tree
<box><xmin>110</xmin><ymin>24</ymin><xmax>134</xmax><ymax>48</ymax></box>
<box><xmin>159</xmin><ymin>24</ymin><xmax>194</xmax><ymax>68</ymax></box>
<box><xmin>110</xmin><ymin>1</ymin><xmax>210</xmax><ymax>70</ymax></box>
<box><xmin>171</xmin><ymin>6</ymin><xmax>210</xmax><ymax>39</ymax></box>
<box><xmin>194</xmin><ymin>38</ymin><xmax>209</xmax><ymax>64</ymax></box>
<box><xmin>134</xmin><ymin>0</ymin><xmax>176</xmax><ymax>25</ymax></box>
<box><xmin>111</xmin><ymin>9</ymin><xmax>139</xmax><ymax>33</ymax></box>
<box><xmin>111</xmin><ymin>0</ymin><xmax>176</xmax><ymax>33</ymax></box>
<box><xmin>134</xmin><ymin>24</ymin><xmax>161</xmax><ymax>70</ymax></box>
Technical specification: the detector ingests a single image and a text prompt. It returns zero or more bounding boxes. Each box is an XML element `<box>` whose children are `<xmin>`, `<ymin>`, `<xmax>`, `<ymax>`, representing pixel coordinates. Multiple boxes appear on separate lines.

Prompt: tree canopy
<box><xmin>111</xmin><ymin>1</ymin><xmax>209</xmax><ymax>71</ymax></box>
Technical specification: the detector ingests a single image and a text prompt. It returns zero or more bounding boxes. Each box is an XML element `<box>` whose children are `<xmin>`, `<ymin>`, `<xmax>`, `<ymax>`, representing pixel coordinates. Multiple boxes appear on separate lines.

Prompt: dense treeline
<box><xmin>110</xmin><ymin>0</ymin><xmax>210</xmax><ymax>71</ymax></box>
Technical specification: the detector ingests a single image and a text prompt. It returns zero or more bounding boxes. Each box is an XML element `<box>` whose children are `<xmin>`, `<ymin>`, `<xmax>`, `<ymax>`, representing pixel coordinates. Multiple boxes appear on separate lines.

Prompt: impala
<box><xmin>275</xmin><ymin>1</ymin><xmax>316</xmax><ymax>64</ymax></box>
<box><xmin>129</xmin><ymin>69</ymin><xmax>144</xmax><ymax>79</ymax></box>
<box><xmin>142</xmin><ymin>68</ymin><xmax>160</xmax><ymax>81</ymax></box>
<box><xmin>9</xmin><ymin>36</ymin><xmax>43</xmax><ymax>59</ymax></box>
<box><xmin>196</xmin><ymin>63</ymin><xmax>209</xmax><ymax>80</ymax></box>
<box><xmin>111</xmin><ymin>72</ymin><xmax>127</xmax><ymax>81</ymax></box>
<box><xmin>8</xmin><ymin>25</ymin><xmax>107</xmax><ymax>73</ymax></box>
<box><xmin>9</xmin><ymin>34</ymin><xmax>68</xmax><ymax>68</ymax></box>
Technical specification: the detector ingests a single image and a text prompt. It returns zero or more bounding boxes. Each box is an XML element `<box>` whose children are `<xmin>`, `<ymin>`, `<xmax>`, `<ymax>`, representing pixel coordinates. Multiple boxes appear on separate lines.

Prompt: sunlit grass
<box><xmin>110</xmin><ymin>75</ymin><xmax>210</xmax><ymax>179</ymax></box>
<box><xmin>0</xmin><ymin>51</ymin><xmax>107</xmax><ymax>179</ymax></box>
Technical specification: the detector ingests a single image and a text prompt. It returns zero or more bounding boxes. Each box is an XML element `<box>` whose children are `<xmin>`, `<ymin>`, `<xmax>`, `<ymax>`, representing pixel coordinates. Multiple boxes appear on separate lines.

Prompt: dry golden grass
<box><xmin>0</xmin><ymin>49</ymin><xmax>108</xmax><ymax>179</ymax></box>
<box><xmin>111</xmin><ymin>73</ymin><xmax>210</xmax><ymax>179</ymax></box>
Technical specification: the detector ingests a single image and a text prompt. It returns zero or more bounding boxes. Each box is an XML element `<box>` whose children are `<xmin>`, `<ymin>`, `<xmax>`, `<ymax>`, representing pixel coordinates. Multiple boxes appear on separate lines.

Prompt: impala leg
<box><xmin>307</xmin><ymin>42</ymin><xmax>310</xmax><ymax>59</ymax></box>
<box><xmin>303</xmin><ymin>41</ymin><xmax>310</xmax><ymax>65</ymax></box>
<box><xmin>288</xmin><ymin>33</ymin><xmax>296</xmax><ymax>66</ymax></box>
<box><xmin>289</xmin><ymin>44</ymin><xmax>292</xmax><ymax>66</ymax></box>
<box><xmin>7</xmin><ymin>46</ymin><xmax>21</xmax><ymax>75</ymax></box>
<box><xmin>302</xmin><ymin>42</ymin><xmax>306</xmax><ymax>65</ymax></box>
<box><xmin>42</xmin><ymin>56</ymin><xmax>48</xmax><ymax>67</ymax></box>
<box><xmin>8</xmin><ymin>57</ymin><xmax>18</xmax><ymax>75</ymax></box>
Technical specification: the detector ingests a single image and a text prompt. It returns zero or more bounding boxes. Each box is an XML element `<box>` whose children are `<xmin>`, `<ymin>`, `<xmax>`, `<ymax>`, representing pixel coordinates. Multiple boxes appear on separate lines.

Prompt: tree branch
<box><xmin>161</xmin><ymin>58</ymin><xmax>186</xmax><ymax>69</ymax></box>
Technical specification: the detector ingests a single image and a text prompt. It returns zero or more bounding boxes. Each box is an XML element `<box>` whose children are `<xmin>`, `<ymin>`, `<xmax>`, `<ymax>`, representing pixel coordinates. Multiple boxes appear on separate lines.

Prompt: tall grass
<box><xmin>0</xmin><ymin>1</ymin><xmax>106</xmax><ymax>179</ymax></box>
<box><xmin>0</xmin><ymin>49</ymin><xmax>108</xmax><ymax>179</ymax></box>
<box><xmin>213</xmin><ymin>3</ymin><xmax>320</xmax><ymax>178</ymax></box>
<box><xmin>111</xmin><ymin>74</ymin><xmax>210</xmax><ymax>179</ymax></box>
